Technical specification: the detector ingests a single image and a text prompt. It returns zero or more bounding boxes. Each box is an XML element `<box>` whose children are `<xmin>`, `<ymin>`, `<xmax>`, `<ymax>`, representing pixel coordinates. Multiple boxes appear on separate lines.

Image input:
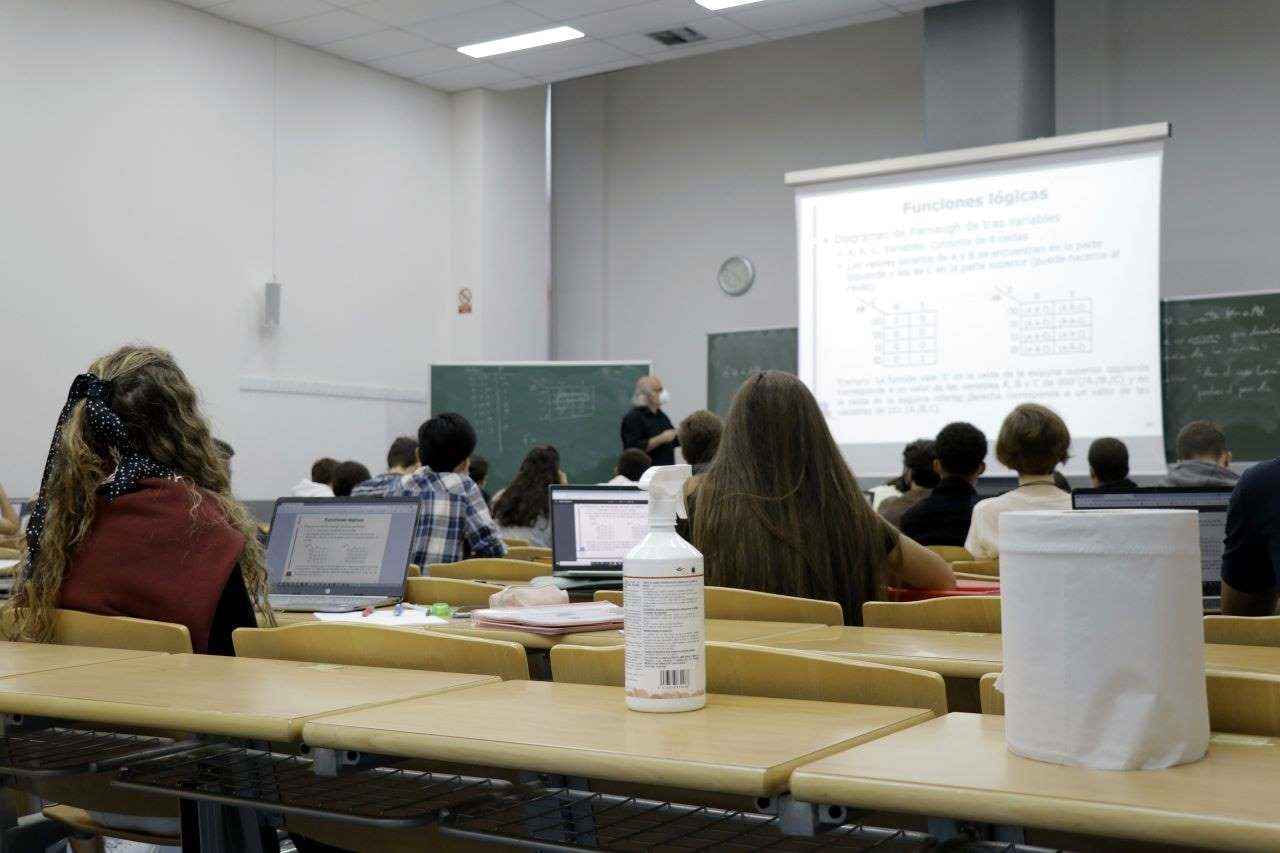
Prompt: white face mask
<box><xmin>658</xmin><ymin>389</ymin><xmax>671</xmax><ymax>406</ymax></box>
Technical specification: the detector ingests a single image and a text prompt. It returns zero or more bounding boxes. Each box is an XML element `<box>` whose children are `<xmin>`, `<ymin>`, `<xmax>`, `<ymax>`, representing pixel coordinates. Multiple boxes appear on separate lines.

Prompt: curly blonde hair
<box><xmin>4</xmin><ymin>345</ymin><xmax>273</xmax><ymax>642</ymax></box>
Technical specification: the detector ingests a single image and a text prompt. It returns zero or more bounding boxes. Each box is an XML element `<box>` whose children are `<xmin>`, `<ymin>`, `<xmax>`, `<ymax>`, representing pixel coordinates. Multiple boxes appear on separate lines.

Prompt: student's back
<box><xmin>690</xmin><ymin>371</ymin><xmax>952</xmax><ymax>624</ymax></box>
<box><xmin>4</xmin><ymin>346</ymin><xmax>269</xmax><ymax>653</ymax></box>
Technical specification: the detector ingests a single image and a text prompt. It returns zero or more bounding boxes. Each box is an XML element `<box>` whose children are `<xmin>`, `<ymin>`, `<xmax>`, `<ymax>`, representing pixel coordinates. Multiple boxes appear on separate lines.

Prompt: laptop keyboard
<box><xmin>269</xmin><ymin>595</ymin><xmax>390</xmax><ymax>613</ymax></box>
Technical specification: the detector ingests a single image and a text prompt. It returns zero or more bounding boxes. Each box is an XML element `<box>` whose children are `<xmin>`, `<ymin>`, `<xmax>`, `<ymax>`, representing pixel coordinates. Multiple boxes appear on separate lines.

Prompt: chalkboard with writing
<box><xmin>707</xmin><ymin>328</ymin><xmax>798</xmax><ymax>417</ymax></box>
<box><xmin>1161</xmin><ymin>293</ymin><xmax>1280</xmax><ymax>462</ymax></box>
<box><xmin>430</xmin><ymin>362</ymin><xmax>651</xmax><ymax>489</ymax></box>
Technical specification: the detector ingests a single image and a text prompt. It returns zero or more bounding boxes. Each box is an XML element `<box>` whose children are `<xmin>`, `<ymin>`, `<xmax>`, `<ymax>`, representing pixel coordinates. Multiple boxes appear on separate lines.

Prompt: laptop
<box><xmin>1071</xmin><ymin>486</ymin><xmax>1234</xmax><ymax>610</ymax></box>
<box><xmin>265</xmin><ymin>497</ymin><xmax>421</xmax><ymax>613</ymax></box>
<box><xmin>550</xmin><ymin>485</ymin><xmax>650</xmax><ymax>579</ymax></box>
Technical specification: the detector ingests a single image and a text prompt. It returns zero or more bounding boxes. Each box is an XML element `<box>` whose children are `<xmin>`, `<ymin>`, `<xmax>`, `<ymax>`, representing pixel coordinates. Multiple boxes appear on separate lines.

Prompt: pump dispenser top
<box><xmin>637</xmin><ymin>463</ymin><xmax>691</xmax><ymax>527</ymax></box>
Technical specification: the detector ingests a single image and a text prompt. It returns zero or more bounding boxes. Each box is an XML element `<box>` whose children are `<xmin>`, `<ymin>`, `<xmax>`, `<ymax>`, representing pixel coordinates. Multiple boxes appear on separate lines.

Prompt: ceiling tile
<box><xmin>416</xmin><ymin>61</ymin><xmax>533</xmax><ymax>90</ymax></box>
<box><xmin>488</xmin><ymin>76</ymin><xmax>543</xmax><ymax>90</ymax></box>
<box><xmin>605</xmin><ymin>14</ymin><xmax>751</xmax><ymax>55</ymax></box>
<box><xmin>567</xmin><ymin>0</ymin><xmax>715</xmax><ymax>40</ymax></box>
<box><xmin>539</xmin><ymin>56</ymin><xmax>643</xmax><ymax>83</ymax></box>
<box><xmin>268</xmin><ymin>10</ymin><xmax>387</xmax><ymax>44</ymax></box>
<box><xmin>724</xmin><ymin>0</ymin><xmax>890</xmax><ymax>31</ymax></box>
<box><xmin>492</xmin><ymin>38</ymin><xmax>634</xmax><ymax>76</ymax></box>
<box><xmin>407</xmin><ymin>2</ymin><xmax>554</xmax><ymax>46</ymax></box>
<box><xmin>321</xmin><ymin>27</ymin><xmax>430</xmax><ymax>59</ymax></box>
<box><xmin>202</xmin><ymin>0</ymin><xmax>335</xmax><ymax>27</ymax></box>
<box><xmin>766</xmin><ymin>6</ymin><xmax>897</xmax><ymax>39</ymax></box>
<box><xmin>355</xmin><ymin>0</ymin><xmax>504</xmax><ymax>27</ymax></box>
<box><xmin>648</xmin><ymin>32</ymin><xmax>765</xmax><ymax>62</ymax></box>
<box><xmin>170</xmin><ymin>0</ymin><xmax>229</xmax><ymax>8</ymax></box>
<box><xmin>367</xmin><ymin>44</ymin><xmax>474</xmax><ymax>75</ymax></box>
<box><xmin>511</xmin><ymin>0</ymin><xmax>639</xmax><ymax>21</ymax></box>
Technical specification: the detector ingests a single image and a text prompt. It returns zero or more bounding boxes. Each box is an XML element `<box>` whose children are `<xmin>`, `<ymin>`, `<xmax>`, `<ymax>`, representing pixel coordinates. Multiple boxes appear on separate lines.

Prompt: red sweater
<box><xmin>59</xmin><ymin>479</ymin><xmax>247</xmax><ymax>653</ymax></box>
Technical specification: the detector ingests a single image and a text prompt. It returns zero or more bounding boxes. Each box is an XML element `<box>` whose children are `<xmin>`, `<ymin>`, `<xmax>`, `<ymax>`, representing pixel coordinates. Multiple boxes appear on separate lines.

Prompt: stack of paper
<box><xmin>472</xmin><ymin>601</ymin><xmax>623</xmax><ymax>635</ymax></box>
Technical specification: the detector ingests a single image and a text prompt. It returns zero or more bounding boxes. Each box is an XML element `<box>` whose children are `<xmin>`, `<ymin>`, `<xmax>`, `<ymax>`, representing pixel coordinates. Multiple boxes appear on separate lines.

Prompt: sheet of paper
<box><xmin>312</xmin><ymin>609</ymin><xmax>448</xmax><ymax>626</ymax></box>
<box><xmin>0</xmin><ymin>559</ymin><xmax>19</xmax><ymax>571</ymax></box>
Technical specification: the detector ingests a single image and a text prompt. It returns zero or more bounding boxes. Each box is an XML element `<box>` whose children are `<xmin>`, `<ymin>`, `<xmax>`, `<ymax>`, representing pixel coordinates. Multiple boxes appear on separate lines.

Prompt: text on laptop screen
<box><xmin>551</xmin><ymin>487</ymin><xmax>649</xmax><ymax>569</ymax></box>
<box><xmin>267</xmin><ymin>501</ymin><xmax>418</xmax><ymax>591</ymax></box>
<box><xmin>1071</xmin><ymin>488</ymin><xmax>1233</xmax><ymax>588</ymax></box>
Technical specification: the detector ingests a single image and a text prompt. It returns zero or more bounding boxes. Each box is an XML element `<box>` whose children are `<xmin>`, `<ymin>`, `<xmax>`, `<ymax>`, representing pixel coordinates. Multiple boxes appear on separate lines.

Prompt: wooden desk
<box><xmin>0</xmin><ymin>641</ymin><xmax>163</xmax><ymax>679</ymax></box>
<box><xmin>1204</xmin><ymin>642</ymin><xmax>1280</xmax><ymax>676</ymax></box>
<box><xmin>0</xmin><ymin>654</ymin><xmax>496</xmax><ymax>741</ymax></box>
<box><xmin>302</xmin><ymin>680</ymin><xmax>932</xmax><ymax>797</ymax></box>
<box><xmin>751</xmin><ymin>626</ymin><xmax>1003</xmax><ymax>678</ymax></box>
<box><xmin>791</xmin><ymin>713</ymin><xmax>1280</xmax><ymax>852</ymax></box>
<box><xmin>559</xmin><ymin>619</ymin><xmax>821</xmax><ymax>647</ymax></box>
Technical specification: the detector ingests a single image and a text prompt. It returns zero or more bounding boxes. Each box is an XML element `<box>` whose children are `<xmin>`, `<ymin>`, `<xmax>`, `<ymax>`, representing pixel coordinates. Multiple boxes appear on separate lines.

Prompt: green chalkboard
<box><xmin>707</xmin><ymin>328</ymin><xmax>798</xmax><ymax>417</ymax></box>
<box><xmin>1162</xmin><ymin>293</ymin><xmax>1280</xmax><ymax>462</ymax></box>
<box><xmin>430</xmin><ymin>362</ymin><xmax>651</xmax><ymax>489</ymax></box>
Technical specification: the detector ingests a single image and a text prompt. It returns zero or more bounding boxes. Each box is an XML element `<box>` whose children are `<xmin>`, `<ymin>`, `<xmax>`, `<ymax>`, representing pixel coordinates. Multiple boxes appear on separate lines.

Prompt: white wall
<box><xmin>550</xmin><ymin>18</ymin><xmax>925</xmax><ymax>427</ymax></box>
<box><xmin>1056</xmin><ymin>0</ymin><xmax>1280</xmax><ymax>299</ymax></box>
<box><xmin>0</xmin><ymin>0</ymin><xmax>548</xmax><ymax>499</ymax></box>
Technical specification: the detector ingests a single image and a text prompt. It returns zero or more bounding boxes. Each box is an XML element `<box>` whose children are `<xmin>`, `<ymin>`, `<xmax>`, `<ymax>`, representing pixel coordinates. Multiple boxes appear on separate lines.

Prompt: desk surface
<box><xmin>791</xmin><ymin>712</ymin><xmax>1280</xmax><ymax>852</ymax></box>
<box><xmin>0</xmin><ymin>641</ymin><xmax>163</xmax><ymax>679</ymax></box>
<box><xmin>559</xmin><ymin>619</ymin><xmax>820</xmax><ymax>648</ymax></box>
<box><xmin>753</xmin><ymin>627</ymin><xmax>1280</xmax><ymax>680</ymax></box>
<box><xmin>302</xmin><ymin>680</ymin><xmax>932</xmax><ymax>796</ymax></box>
<box><xmin>0</xmin><ymin>654</ymin><xmax>496</xmax><ymax>741</ymax></box>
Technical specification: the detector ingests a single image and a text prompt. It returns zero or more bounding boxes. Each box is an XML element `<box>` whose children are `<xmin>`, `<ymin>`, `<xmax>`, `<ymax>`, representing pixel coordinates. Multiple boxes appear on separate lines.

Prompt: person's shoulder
<box><xmin>1238</xmin><ymin>458</ymin><xmax>1280</xmax><ymax>495</ymax></box>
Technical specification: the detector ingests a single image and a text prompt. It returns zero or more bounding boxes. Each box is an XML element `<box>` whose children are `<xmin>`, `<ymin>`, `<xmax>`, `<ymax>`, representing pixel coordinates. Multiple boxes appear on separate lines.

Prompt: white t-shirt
<box><xmin>290</xmin><ymin>479</ymin><xmax>334</xmax><ymax>498</ymax></box>
<box><xmin>964</xmin><ymin>475</ymin><xmax>1072</xmax><ymax>560</ymax></box>
<box><xmin>601</xmin><ymin>474</ymin><xmax>636</xmax><ymax>486</ymax></box>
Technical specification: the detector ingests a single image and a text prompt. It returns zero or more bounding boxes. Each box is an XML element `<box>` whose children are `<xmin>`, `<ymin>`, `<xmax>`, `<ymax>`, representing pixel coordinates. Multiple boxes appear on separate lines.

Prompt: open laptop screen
<box><xmin>550</xmin><ymin>486</ymin><xmax>649</xmax><ymax>573</ymax></box>
<box><xmin>266</xmin><ymin>498</ymin><xmax>420</xmax><ymax>596</ymax></box>
<box><xmin>1071</xmin><ymin>487</ymin><xmax>1234</xmax><ymax>593</ymax></box>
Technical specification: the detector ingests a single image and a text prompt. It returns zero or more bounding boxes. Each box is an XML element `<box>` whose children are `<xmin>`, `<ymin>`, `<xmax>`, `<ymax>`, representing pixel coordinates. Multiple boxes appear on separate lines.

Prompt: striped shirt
<box><xmin>386</xmin><ymin>467</ymin><xmax>506</xmax><ymax>567</ymax></box>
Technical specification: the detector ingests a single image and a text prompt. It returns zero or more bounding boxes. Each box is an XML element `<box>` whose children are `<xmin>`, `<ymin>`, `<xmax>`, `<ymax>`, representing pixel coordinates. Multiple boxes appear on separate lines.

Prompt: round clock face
<box><xmin>718</xmin><ymin>256</ymin><xmax>755</xmax><ymax>296</ymax></box>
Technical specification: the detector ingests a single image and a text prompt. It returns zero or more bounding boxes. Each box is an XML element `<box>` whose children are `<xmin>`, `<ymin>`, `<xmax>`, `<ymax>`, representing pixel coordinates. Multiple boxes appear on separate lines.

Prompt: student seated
<box><xmin>965</xmin><ymin>403</ymin><xmax>1073</xmax><ymax>561</ymax></box>
<box><xmin>352</xmin><ymin>436</ymin><xmax>418</xmax><ymax>497</ymax></box>
<box><xmin>1088</xmin><ymin>437</ymin><xmax>1137</xmax><ymax>490</ymax></box>
<box><xmin>900</xmin><ymin>422</ymin><xmax>987</xmax><ymax>546</ymax></box>
<box><xmin>677</xmin><ymin>408</ymin><xmax>722</xmax><ymax>497</ymax></box>
<box><xmin>469</xmin><ymin>455</ymin><xmax>492</xmax><ymax>506</ymax></box>
<box><xmin>2</xmin><ymin>345</ymin><xmax>270</xmax><ymax>654</ymax></box>
<box><xmin>869</xmin><ymin>471</ymin><xmax>909</xmax><ymax>511</ymax></box>
<box><xmin>0</xmin><ymin>480</ymin><xmax>19</xmax><ymax>543</ymax></box>
<box><xmin>1166</xmin><ymin>420</ymin><xmax>1239</xmax><ymax>487</ymax></box>
<box><xmin>386</xmin><ymin>413</ymin><xmax>506</xmax><ymax>565</ymax></box>
<box><xmin>492</xmin><ymin>445</ymin><xmax>565</xmax><ymax>547</ymax></box>
<box><xmin>688</xmin><ymin>371</ymin><xmax>953</xmax><ymax>625</ymax></box>
<box><xmin>878</xmin><ymin>439</ymin><xmax>939</xmax><ymax>528</ymax></box>
<box><xmin>291</xmin><ymin>457</ymin><xmax>337</xmax><ymax>497</ymax></box>
<box><xmin>1221</xmin><ymin>456</ymin><xmax>1280</xmax><ymax>616</ymax></box>
<box><xmin>331</xmin><ymin>460</ymin><xmax>371</xmax><ymax>497</ymax></box>
<box><xmin>604</xmin><ymin>448</ymin><xmax>652</xmax><ymax>485</ymax></box>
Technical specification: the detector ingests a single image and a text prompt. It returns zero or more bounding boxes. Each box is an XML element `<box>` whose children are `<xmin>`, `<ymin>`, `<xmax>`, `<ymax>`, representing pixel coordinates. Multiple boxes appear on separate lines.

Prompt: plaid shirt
<box><xmin>350</xmin><ymin>472</ymin><xmax>407</xmax><ymax>497</ymax></box>
<box><xmin>386</xmin><ymin>467</ymin><xmax>506</xmax><ymax>567</ymax></box>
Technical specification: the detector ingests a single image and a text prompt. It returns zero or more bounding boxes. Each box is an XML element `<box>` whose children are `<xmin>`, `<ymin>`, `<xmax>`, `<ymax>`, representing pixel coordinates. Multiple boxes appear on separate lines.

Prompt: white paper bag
<box><xmin>999</xmin><ymin>509</ymin><xmax>1209</xmax><ymax>770</ymax></box>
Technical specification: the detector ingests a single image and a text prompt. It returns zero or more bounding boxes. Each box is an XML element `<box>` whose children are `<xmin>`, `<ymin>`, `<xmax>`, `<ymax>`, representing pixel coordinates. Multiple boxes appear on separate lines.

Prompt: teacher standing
<box><xmin>621</xmin><ymin>375</ymin><xmax>679</xmax><ymax>466</ymax></box>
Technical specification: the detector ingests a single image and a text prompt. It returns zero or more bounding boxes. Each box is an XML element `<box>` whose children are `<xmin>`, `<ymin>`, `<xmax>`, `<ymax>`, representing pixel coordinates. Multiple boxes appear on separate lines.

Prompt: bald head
<box><xmin>633</xmin><ymin>375</ymin><xmax>666</xmax><ymax>411</ymax></box>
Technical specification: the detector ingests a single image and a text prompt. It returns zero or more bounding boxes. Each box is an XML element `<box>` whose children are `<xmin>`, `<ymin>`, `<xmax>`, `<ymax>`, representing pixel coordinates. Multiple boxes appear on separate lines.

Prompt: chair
<box><xmin>427</xmin><ymin>558</ymin><xmax>547</xmax><ymax>583</ymax></box>
<box><xmin>0</xmin><ymin>547</ymin><xmax>20</xmax><ymax>560</ymax></box>
<box><xmin>501</xmin><ymin>537</ymin><xmax>530</xmax><ymax>548</ymax></box>
<box><xmin>232</xmin><ymin>622</ymin><xmax>530</xmax><ymax>680</ymax></box>
<box><xmin>1204</xmin><ymin>615</ymin><xmax>1280</xmax><ymax>647</ymax></box>
<box><xmin>551</xmin><ymin>641</ymin><xmax>947</xmax><ymax>716</ymax></box>
<box><xmin>592</xmin><ymin>586</ymin><xmax>843</xmax><ymax>626</ymax></box>
<box><xmin>0</xmin><ymin>608</ymin><xmax>192</xmax><ymax>654</ymax></box>
<box><xmin>862</xmin><ymin>596</ymin><xmax>1001</xmax><ymax>633</ymax></box>
<box><xmin>926</xmin><ymin>545</ymin><xmax>975</xmax><ymax>563</ymax></box>
<box><xmin>505</xmin><ymin>546</ymin><xmax>552</xmax><ymax>564</ymax></box>
<box><xmin>405</xmin><ymin>577</ymin><xmax>504</xmax><ymax>608</ymax></box>
<box><xmin>952</xmin><ymin>559</ymin><xmax>999</xmax><ymax>577</ymax></box>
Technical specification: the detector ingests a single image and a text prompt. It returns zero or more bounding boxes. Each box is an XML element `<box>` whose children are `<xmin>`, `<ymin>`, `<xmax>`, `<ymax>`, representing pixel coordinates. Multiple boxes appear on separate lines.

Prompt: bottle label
<box><xmin>624</xmin><ymin>565</ymin><xmax>706</xmax><ymax>701</ymax></box>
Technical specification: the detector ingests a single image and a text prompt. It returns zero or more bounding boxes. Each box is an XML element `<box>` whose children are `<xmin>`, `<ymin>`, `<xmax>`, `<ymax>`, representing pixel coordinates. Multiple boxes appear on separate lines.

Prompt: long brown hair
<box><xmin>691</xmin><ymin>371</ymin><xmax>898</xmax><ymax>625</ymax></box>
<box><xmin>493</xmin><ymin>445</ymin><xmax>560</xmax><ymax>527</ymax></box>
<box><xmin>4</xmin><ymin>345</ymin><xmax>273</xmax><ymax>641</ymax></box>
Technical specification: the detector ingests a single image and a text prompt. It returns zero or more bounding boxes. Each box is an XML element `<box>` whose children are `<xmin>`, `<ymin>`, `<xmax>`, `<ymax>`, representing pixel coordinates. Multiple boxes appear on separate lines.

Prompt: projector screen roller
<box><xmin>795</xmin><ymin>132</ymin><xmax>1167</xmax><ymax>477</ymax></box>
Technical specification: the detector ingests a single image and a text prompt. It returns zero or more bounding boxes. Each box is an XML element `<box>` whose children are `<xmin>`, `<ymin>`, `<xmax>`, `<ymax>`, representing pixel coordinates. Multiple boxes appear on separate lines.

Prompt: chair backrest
<box><xmin>505</xmin><ymin>546</ymin><xmax>552</xmax><ymax>564</ymax></box>
<box><xmin>1204</xmin><ymin>615</ymin><xmax>1280</xmax><ymax>648</ymax></box>
<box><xmin>501</xmin><ymin>537</ymin><xmax>531</xmax><ymax>548</ymax></box>
<box><xmin>0</xmin><ymin>608</ymin><xmax>193</xmax><ymax>654</ymax></box>
<box><xmin>981</xmin><ymin>671</ymin><xmax>1280</xmax><ymax>737</ymax></box>
<box><xmin>926</xmin><ymin>545</ymin><xmax>975</xmax><ymax>563</ymax></box>
<box><xmin>591</xmin><ymin>586</ymin><xmax>841</xmax><ymax>625</ymax></box>
<box><xmin>232</xmin><ymin>622</ymin><xmax>529</xmax><ymax>680</ymax></box>
<box><xmin>550</xmin><ymin>641</ymin><xmax>947</xmax><ymax>716</ymax></box>
<box><xmin>427</xmin><ymin>558</ymin><xmax>547</xmax><ymax>583</ymax></box>
<box><xmin>951</xmin><ymin>559</ymin><xmax>999</xmax><ymax>577</ymax></box>
<box><xmin>405</xmin><ymin>577</ymin><xmax>503</xmax><ymax>608</ymax></box>
<box><xmin>863</xmin><ymin>596</ymin><xmax>1001</xmax><ymax>633</ymax></box>
<box><xmin>0</xmin><ymin>547</ymin><xmax>20</xmax><ymax>560</ymax></box>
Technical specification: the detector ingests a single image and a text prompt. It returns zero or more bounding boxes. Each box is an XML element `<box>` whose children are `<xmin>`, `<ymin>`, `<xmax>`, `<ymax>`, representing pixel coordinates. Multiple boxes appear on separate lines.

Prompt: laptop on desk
<box><xmin>265</xmin><ymin>497</ymin><xmax>421</xmax><ymax>613</ymax></box>
<box><xmin>1072</xmin><ymin>486</ymin><xmax>1234</xmax><ymax>611</ymax></box>
<box><xmin>550</xmin><ymin>485</ymin><xmax>650</xmax><ymax>579</ymax></box>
